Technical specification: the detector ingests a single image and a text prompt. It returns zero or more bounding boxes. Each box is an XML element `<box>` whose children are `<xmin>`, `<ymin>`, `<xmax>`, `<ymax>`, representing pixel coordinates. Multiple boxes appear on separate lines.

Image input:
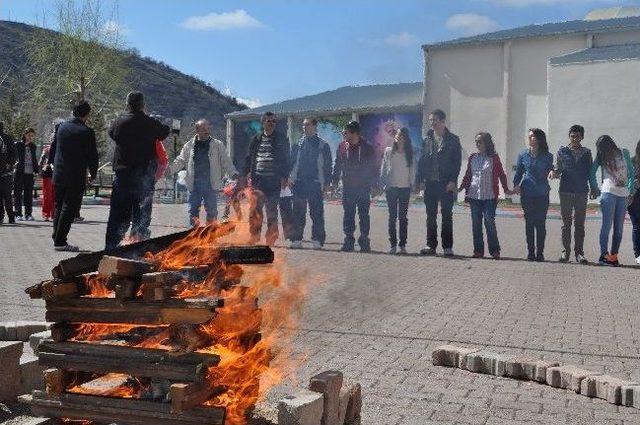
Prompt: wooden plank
<box><xmin>170</xmin><ymin>382</ymin><xmax>225</xmax><ymax>414</ymax></box>
<box><xmin>98</xmin><ymin>256</ymin><xmax>156</xmax><ymax>278</ymax></box>
<box><xmin>45</xmin><ymin>297</ymin><xmax>224</xmax><ymax>325</ymax></box>
<box><xmin>38</xmin><ymin>340</ymin><xmax>218</xmax><ymax>382</ymax></box>
<box><xmin>29</xmin><ymin>391</ymin><xmax>226</xmax><ymax>425</ymax></box>
<box><xmin>218</xmin><ymin>245</ymin><xmax>274</xmax><ymax>265</ymax></box>
<box><xmin>110</xmin><ymin>276</ymin><xmax>142</xmax><ymax>300</ymax></box>
<box><xmin>43</xmin><ymin>368</ymin><xmax>95</xmax><ymax>396</ymax></box>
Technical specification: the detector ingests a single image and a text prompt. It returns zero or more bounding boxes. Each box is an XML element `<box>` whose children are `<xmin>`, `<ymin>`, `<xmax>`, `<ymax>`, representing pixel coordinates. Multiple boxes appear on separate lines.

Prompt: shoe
<box><xmin>576</xmin><ymin>254</ymin><xmax>589</xmax><ymax>265</ymax></box>
<box><xmin>490</xmin><ymin>252</ymin><xmax>501</xmax><ymax>260</ymax></box>
<box><xmin>605</xmin><ymin>253</ymin><xmax>620</xmax><ymax>267</ymax></box>
<box><xmin>289</xmin><ymin>240</ymin><xmax>303</xmax><ymax>249</ymax></box>
<box><xmin>341</xmin><ymin>243</ymin><xmax>354</xmax><ymax>252</ymax></box>
<box><xmin>472</xmin><ymin>252</ymin><xmax>484</xmax><ymax>258</ymax></box>
<box><xmin>559</xmin><ymin>251</ymin><xmax>570</xmax><ymax>263</ymax></box>
<box><xmin>389</xmin><ymin>246</ymin><xmax>397</xmax><ymax>255</ymax></box>
<box><xmin>443</xmin><ymin>248</ymin><xmax>454</xmax><ymax>257</ymax></box>
<box><xmin>420</xmin><ymin>246</ymin><xmax>436</xmax><ymax>256</ymax></box>
<box><xmin>43</xmin><ymin>217</ymin><xmax>50</xmax><ymax>222</ymax></box>
<box><xmin>311</xmin><ymin>240</ymin><xmax>323</xmax><ymax>250</ymax></box>
<box><xmin>398</xmin><ymin>246</ymin><xmax>407</xmax><ymax>255</ymax></box>
<box><xmin>8</xmin><ymin>218</ymin><xmax>15</xmax><ymax>224</ymax></box>
<box><xmin>74</xmin><ymin>216</ymin><xmax>85</xmax><ymax>223</ymax></box>
<box><xmin>535</xmin><ymin>254</ymin><xmax>545</xmax><ymax>262</ymax></box>
<box><xmin>54</xmin><ymin>244</ymin><xmax>79</xmax><ymax>252</ymax></box>
<box><xmin>25</xmin><ymin>215</ymin><xmax>34</xmax><ymax>221</ymax></box>
<box><xmin>635</xmin><ymin>255</ymin><xmax>640</xmax><ymax>265</ymax></box>
<box><xmin>16</xmin><ymin>216</ymin><xmax>24</xmax><ymax>221</ymax></box>
<box><xmin>359</xmin><ymin>242</ymin><xmax>371</xmax><ymax>253</ymax></box>
<box><xmin>598</xmin><ymin>254</ymin><xmax>608</xmax><ymax>265</ymax></box>
<box><xmin>527</xmin><ymin>253</ymin><xmax>536</xmax><ymax>261</ymax></box>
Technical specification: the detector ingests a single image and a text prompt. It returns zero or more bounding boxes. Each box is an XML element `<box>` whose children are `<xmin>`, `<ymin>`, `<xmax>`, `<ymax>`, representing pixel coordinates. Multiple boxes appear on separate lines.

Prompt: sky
<box><xmin>2</xmin><ymin>0</ymin><xmax>639</xmax><ymax>107</ymax></box>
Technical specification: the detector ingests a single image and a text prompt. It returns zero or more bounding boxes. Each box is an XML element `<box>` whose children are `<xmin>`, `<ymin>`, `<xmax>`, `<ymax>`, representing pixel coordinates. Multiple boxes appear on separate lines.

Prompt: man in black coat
<box><xmin>0</xmin><ymin>122</ymin><xmax>16</xmax><ymax>224</ymax></box>
<box><xmin>48</xmin><ymin>101</ymin><xmax>99</xmax><ymax>251</ymax></box>
<box><xmin>105</xmin><ymin>91</ymin><xmax>170</xmax><ymax>249</ymax></box>
<box><xmin>13</xmin><ymin>128</ymin><xmax>39</xmax><ymax>220</ymax></box>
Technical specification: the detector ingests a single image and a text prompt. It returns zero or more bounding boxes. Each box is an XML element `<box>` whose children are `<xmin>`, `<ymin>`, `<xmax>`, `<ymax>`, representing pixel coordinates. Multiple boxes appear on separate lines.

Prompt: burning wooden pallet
<box><xmin>25</xmin><ymin>226</ymin><xmax>273</xmax><ymax>425</ymax></box>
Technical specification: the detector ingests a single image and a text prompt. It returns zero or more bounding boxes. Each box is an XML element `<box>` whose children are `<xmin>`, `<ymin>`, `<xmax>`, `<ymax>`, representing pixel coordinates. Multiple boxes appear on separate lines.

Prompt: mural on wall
<box><xmin>359</xmin><ymin>112</ymin><xmax>423</xmax><ymax>161</ymax></box>
<box><xmin>233</xmin><ymin>118</ymin><xmax>287</xmax><ymax>171</ymax></box>
<box><xmin>289</xmin><ymin>115</ymin><xmax>350</xmax><ymax>160</ymax></box>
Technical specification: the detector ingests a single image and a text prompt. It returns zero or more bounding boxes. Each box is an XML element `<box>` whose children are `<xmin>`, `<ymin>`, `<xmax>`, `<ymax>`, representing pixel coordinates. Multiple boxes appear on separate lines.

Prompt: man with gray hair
<box><xmin>169</xmin><ymin>119</ymin><xmax>238</xmax><ymax>225</ymax></box>
<box><xmin>105</xmin><ymin>91</ymin><xmax>170</xmax><ymax>249</ymax></box>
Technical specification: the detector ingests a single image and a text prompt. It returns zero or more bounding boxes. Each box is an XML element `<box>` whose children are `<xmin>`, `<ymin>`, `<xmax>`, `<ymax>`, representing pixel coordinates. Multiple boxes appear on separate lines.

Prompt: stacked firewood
<box><xmin>24</xmin><ymin>230</ymin><xmax>273</xmax><ymax>425</ymax></box>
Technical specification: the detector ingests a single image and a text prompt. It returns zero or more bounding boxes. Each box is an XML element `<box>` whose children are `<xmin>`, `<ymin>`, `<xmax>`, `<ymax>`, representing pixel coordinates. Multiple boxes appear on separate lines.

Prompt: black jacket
<box><xmin>332</xmin><ymin>138</ymin><xmax>378</xmax><ymax>190</ymax></box>
<box><xmin>243</xmin><ymin>131</ymin><xmax>290</xmax><ymax>182</ymax></box>
<box><xmin>0</xmin><ymin>130</ymin><xmax>16</xmax><ymax>177</ymax></box>
<box><xmin>14</xmin><ymin>141</ymin><xmax>39</xmax><ymax>178</ymax></box>
<box><xmin>416</xmin><ymin>128</ymin><xmax>462</xmax><ymax>186</ymax></box>
<box><xmin>49</xmin><ymin>118</ymin><xmax>99</xmax><ymax>188</ymax></box>
<box><xmin>109</xmin><ymin>111</ymin><xmax>170</xmax><ymax>170</ymax></box>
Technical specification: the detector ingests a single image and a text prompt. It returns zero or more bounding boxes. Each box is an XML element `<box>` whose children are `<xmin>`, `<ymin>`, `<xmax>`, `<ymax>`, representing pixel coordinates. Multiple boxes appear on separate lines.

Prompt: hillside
<box><xmin>0</xmin><ymin>20</ymin><xmax>246</xmax><ymax>141</ymax></box>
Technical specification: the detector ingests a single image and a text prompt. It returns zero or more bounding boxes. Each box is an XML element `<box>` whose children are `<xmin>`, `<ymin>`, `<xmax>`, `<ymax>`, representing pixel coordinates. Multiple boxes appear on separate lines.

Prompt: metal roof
<box><xmin>550</xmin><ymin>43</ymin><xmax>640</xmax><ymax>65</ymax></box>
<box><xmin>225</xmin><ymin>82</ymin><xmax>423</xmax><ymax>120</ymax></box>
<box><xmin>424</xmin><ymin>16</ymin><xmax>640</xmax><ymax>50</ymax></box>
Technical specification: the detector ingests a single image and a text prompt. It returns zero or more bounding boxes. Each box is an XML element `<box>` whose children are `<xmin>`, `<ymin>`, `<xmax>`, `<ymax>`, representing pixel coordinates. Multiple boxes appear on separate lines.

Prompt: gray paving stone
<box><xmin>432</xmin><ymin>344</ymin><xmax>480</xmax><ymax>368</ymax></box>
<box><xmin>580</xmin><ymin>374</ymin><xmax>638</xmax><ymax>405</ymax></box>
<box><xmin>546</xmin><ymin>365</ymin><xmax>603</xmax><ymax>392</ymax></box>
<box><xmin>278</xmin><ymin>389</ymin><xmax>324</xmax><ymax>425</ymax></box>
<box><xmin>504</xmin><ymin>357</ymin><xmax>560</xmax><ymax>383</ymax></box>
<box><xmin>28</xmin><ymin>330</ymin><xmax>51</xmax><ymax>354</ymax></box>
<box><xmin>308</xmin><ymin>370</ymin><xmax>343</xmax><ymax>425</ymax></box>
<box><xmin>463</xmin><ymin>350</ymin><xmax>509</xmax><ymax>377</ymax></box>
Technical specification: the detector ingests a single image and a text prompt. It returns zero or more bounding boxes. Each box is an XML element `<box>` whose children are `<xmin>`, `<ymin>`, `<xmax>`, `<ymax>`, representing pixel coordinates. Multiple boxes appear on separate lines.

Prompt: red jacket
<box><xmin>155</xmin><ymin>140</ymin><xmax>168</xmax><ymax>181</ymax></box>
<box><xmin>459</xmin><ymin>153</ymin><xmax>509</xmax><ymax>200</ymax></box>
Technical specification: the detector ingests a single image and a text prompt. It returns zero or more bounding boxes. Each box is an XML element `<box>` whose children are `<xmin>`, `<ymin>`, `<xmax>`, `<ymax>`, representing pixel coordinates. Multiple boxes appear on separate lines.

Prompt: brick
<box><xmin>504</xmin><ymin>357</ymin><xmax>560</xmax><ymax>383</ymax></box>
<box><xmin>344</xmin><ymin>382</ymin><xmax>362</xmax><ymax>424</ymax></box>
<box><xmin>546</xmin><ymin>365</ymin><xmax>602</xmax><ymax>392</ymax></box>
<box><xmin>20</xmin><ymin>352</ymin><xmax>45</xmax><ymax>393</ymax></box>
<box><xmin>463</xmin><ymin>351</ymin><xmax>508</xmax><ymax>376</ymax></box>
<box><xmin>0</xmin><ymin>341</ymin><xmax>24</xmax><ymax>401</ymax></box>
<box><xmin>278</xmin><ymin>389</ymin><xmax>324</xmax><ymax>425</ymax></box>
<box><xmin>29</xmin><ymin>330</ymin><xmax>52</xmax><ymax>354</ymax></box>
<box><xmin>0</xmin><ymin>322</ymin><xmax>18</xmax><ymax>341</ymax></box>
<box><xmin>432</xmin><ymin>345</ymin><xmax>480</xmax><ymax>368</ymax></box>
<box><xmin>579</xmin><ymin>375</ymin><xmax>639</xmax><ymax>404</ymax></box>
<box><xmin>309</xmin><ymin>370</ymin><xmax>343</xmax><ymax>425</ymax></box>
<box><xmin>15</xmin><ymin>321</ymin><xmax>49</xmax><ymax>341</ymax></box>
<box><xmin>98</xmin><ymin>255</ymin><xmax>155</xmax><ymax>277</ymax></box>
<box><xmin>621</xmin><ymin>384</ymin><xmax>640</xmax><ymax>407</ymax></box>
<box><xmin>337</xmin><ymin>387</ymin><xmax>349</xmax><ymax>425</ymax></box>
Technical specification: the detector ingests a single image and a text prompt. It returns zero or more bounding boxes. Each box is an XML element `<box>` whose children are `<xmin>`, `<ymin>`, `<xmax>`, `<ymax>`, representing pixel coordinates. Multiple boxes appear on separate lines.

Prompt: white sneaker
<box><xmin>289</xmin><ymin>240</ymin><xmax>303</xmax><ymax>249</ymax></box>
<box><xmin>25</xmin><ymin>215</ymin><xmax>35</xmax><ymax>221</ymax></box>
<box><xmin>636</xmin><ymin>255</ymin><xmax>640</xmax><ymax>265</ymax></box>
<box><xmin>16</xmin><ymin>216</ymin><xmax>24</xmax><ymax>221</ymax></box>
<box><xmin>311</xmin><ymin>240</ymin><xmax>323</xmax><ymax>250</ymax></box>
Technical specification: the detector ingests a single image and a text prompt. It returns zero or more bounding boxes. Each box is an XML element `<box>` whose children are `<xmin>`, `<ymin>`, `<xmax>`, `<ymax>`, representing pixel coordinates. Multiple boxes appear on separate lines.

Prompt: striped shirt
<box><xmin>467</xmin><ymin>153</ymin><xmax>494</xmax><ymax>200</ymax></box>
<box><xmin>255</xmin><ymin>134</ymin><xmax>276</xmax><ymax>177</ymax></box>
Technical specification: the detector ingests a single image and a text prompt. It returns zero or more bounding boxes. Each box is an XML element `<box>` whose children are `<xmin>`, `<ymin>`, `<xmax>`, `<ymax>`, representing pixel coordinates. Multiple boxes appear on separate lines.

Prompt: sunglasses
<box><xmin>264</xmin><ymin>120</ymin><xmax>276</xmax><ymax>124</ymax></box>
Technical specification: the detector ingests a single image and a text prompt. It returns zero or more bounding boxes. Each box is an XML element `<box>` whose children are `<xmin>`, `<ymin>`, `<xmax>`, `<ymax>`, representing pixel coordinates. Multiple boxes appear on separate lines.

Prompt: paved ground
<box><xmin>2</xmin><ymin>201</ymin><xmax>640</xmax><ymax>424</ymax></box>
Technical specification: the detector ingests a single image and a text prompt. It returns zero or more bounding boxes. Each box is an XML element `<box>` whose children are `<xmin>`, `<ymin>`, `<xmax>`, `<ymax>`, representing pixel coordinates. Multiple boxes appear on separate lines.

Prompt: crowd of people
<box><xmin>0</xmin><ymin>94</ymin><xmax>639</xmax><ymax>266</ymax></box>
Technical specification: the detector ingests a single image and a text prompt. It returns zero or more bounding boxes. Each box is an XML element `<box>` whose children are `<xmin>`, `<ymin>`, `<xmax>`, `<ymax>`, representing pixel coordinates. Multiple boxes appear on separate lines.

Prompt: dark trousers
<box><xmin>0</xmin><ymin>175</ymin><xmax>14</xmax><ymax>222</ymax></box>
<box><xmin>521</xmin><ymin>194</ymin><xmax>550</xmax><ymax>257</ymax></box>
<box><xmin>249</xmin><ymin>186</ymin><xmax>280</xmax><ymax>245</ymax></box>
<box><xmin>386</xmin><ymin>187</ymin><xmax>410</xmax><ymax>247</ymax></box>
<box><xmin>559</xmin><ymin>192</ymin><xmax>588</xmax><ymax>256</ymax></box>
<box><xmin>279</xmin><ymin>196</ymin><xmax>294</xmax><ymax>241</ymax></box>
<box><xmin>52</xmin><ymin>184</ymin><xmax>83</xmax><ymax>246</ymax></box>
<box><xmin>343</xmin><ymin>186</ymin><xmax>370</xmax><ymax>245</ymax></box>
<box><xmin>627</xmin><ymin>192</ymin><xmax>640</xmax><ymax>258</ymax></box>
<box><xmin>105</xmin><ymin>166</ymin><xmax>155</xmax><ymax>250</ymax></box>
<box><xmin>188</xmin><ymin>181</ymin><xmax>218</xmax><ymax>225</ymax></box>
<box><xmin>14</xmin><ymin>173</ymin><xmax>34</xmax><ymax>217</ymax></box>
<box><xmin>469</xmin><ymin>198</ymin><xmax>499</xmax><ymax>255</ymax></box>
<box><xmin>292</xmin><ymin>180</ymin><xmax>325</xmax><ymax>244</ymax></box>
<box><xmin>424</xmin><ymin>180</ymin><xmax>455</xmax><ymax>250</ymax></box>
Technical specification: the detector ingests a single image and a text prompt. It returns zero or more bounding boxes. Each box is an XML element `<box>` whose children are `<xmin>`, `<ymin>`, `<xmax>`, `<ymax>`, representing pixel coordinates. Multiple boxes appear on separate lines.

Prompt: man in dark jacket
<box><xmin>333</xmin><ymin>120</ymin><xmax>378</xmax><ymax>253</ymax></box>
<box><xmin>105</xmin><ymin>91</ymin><xmax>170</xmax><ymax>249</ymax></box>
<box><xmin>0</xmin><ymin>122</ymin><xmax>16</xmax><ymax>224</ymax></box>
<box><xmin>14</xmin><ymin>128</ymin><xmax>39</xmax><ymax>221</ymax></box>
<box><xmin>243</xmin><ymin>111</ymin><xmax>290</xmax><ymax>246</ymax></box>
<box><xmin>48</xmin><ymin>101</ymin><xmax>99</xmax><ymax>251</ymax></box>
<box><xmin>416</xmin><ymin>109</ymin><xmax>462</xmax><ymax>257</ymax></box>
<box><xmin>288</xmin><ymin>117</ymin><xmax>332</xmax><ymax>249</ymax></box>
<box><xmin>549</xmin><ymin>124</ymin><xmax>597</xmax><ymax>264</ymax></box>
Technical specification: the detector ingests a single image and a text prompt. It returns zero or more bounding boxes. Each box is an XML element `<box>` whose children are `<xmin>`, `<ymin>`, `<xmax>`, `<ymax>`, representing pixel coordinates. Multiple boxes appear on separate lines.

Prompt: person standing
<box><xmin>288</xmin><ymin>117</ymin><xmax>332</xmax><ymax>249</ymax></box>
<box><xmin>333</xmin><ymin>120</ymin><xmax>377</xmax><ymax>253</ymax></box>
<box><xmin>105</xmin><ymin>92</ymin><xmax>170</xmax><ymax>249</ymax></box>
<box><xmin>548</xmin><ymin>125</ymin><xmax>596</xmax><ymax>264</ymax></box>
<box><xmin>459</xmin><ymin>132</ymin><xmax>512</xmax><ymax>259</ymax></box>
<box><xmin>39</xmin><ymin>144</ymin><xmax>55</xmax><ymax>221</ymax></box>
<box><xmin>590</xmin><ymin>135</ymin><xmax>634</xmax><ymax>266</ymax></box>
<box><xmin>243</xmin><ymin>112</ymin><xmax>290</xmax><ymax>246</ymax></box>
<box><xmin>14</xmin><ymin>128</ymin><xmax>39</xmax><ymax>221</ymax></box>
<box><xmin>169</xmin><ymin>119</ymin><xmax>238</xmax><ymax>225</ymax></box>
<box><xmin>48</xmin><ymin>101</ymin><xmax>99</xmax><ymax>251</ymax></box>
<box><xmin>380</xmin><ymin>128</ymin><xmax>415</xmax><ymax>255</ymax></box>
<box><xmin>513</xmin><ymin>128</ymin><xmax>554</xmax><ymax>262</ymax></box>
<box><xmin>627</xmin><ymin>139</ymin><xmax>640</xmax><ymax>265</ymax></box>
<box><xmin>416</xmin><ymin>109</ymin><xmax>462</xmax><ymax>257</ymax></box>
<box><xmin>0</xmin><ymin>122</ymin><xmax>16</xmax><ymax>224</ymax></box>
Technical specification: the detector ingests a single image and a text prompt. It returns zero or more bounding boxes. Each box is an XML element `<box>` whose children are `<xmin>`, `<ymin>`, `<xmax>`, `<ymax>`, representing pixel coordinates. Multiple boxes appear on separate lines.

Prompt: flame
<box><xmin>67</xmin><ymin>373</ymin><xmax>148</xmax><ymax>399</ymax></box>
<box><xmin>83</xmin><ymin>274</ymin><xmax>113</xmax><ymax>298</ymax></box>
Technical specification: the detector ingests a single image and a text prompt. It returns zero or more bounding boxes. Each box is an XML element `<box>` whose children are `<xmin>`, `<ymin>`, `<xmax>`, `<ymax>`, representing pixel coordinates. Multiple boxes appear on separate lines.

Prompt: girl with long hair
<box><xmin>459</xmin><ymin>132</ymin><xmax>513</xmax><ymax>259</ymax></box>
<box><xmin>380</xmin><ymin>127</ymin><xmax>415</xmax><ymax>254</ymax></box>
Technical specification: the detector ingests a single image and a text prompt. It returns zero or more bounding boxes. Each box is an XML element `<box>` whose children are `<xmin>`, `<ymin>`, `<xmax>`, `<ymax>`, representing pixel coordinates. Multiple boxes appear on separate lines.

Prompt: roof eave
<box><xmin>225</xmin><ymin>104</ymin><xmax>423</xmax><ymax>121</ymax></box>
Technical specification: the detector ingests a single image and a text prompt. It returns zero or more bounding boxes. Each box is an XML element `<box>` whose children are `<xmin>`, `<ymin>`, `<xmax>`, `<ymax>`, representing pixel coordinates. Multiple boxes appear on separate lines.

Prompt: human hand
<box><xmin>445</xmin><ymin>182</ymin><xmax>456</xmax><ymax>192</ymax></box>
<box><xmin>548</xmin><ymin>170</ymin><xmax>557</xmax><ymax>180</ymax></box>
<box><xmin>589</xmin><ymin>190</ymin><xmax>600</xmax><ymax>200</ymax></box>
<box><xmin>512</xmin><ymin>185</ymin><xmax>521</xmax><ymax>195</ymax></box>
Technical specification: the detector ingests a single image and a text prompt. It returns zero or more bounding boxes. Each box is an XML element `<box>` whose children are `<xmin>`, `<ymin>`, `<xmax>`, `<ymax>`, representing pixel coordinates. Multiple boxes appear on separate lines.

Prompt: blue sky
<box><xmin>2</xmin><ymin>0</ymin><xmax>639</xmax><ymax>107</ymax></box>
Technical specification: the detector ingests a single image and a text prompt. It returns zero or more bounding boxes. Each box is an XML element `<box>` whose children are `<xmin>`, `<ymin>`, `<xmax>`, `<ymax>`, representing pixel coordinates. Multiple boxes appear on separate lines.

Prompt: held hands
<box><xmin>589</xmin><ymin>189</ymin><xmax>600</xmax><ymax>200</ymax></box>
<box><xmin>445</xmin><ymin>181</ymin><xmax>457</xmax><ymax>193</ymax></box>
<box><xmin>548</xmin><ymin>170</ymin><xmax>558</xmax><ymax>180</ymax></box>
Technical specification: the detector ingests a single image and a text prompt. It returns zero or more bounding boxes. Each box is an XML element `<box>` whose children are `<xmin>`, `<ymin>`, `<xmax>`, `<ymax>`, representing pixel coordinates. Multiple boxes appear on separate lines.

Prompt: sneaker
<box><xmin>472</xmin><ymin>252</ymin><xmax>484</xmax><ymax>258</ymax></box>
<box><xmin>635</xmin><ymin>255</ymin><xmax>640</xmax><ymax>265</ymax></box>
<box><xmin>605</xmin><ymin>253</ymin><xmax>620</xmax><ymax>267</ymax></box>
<box><xmin>389</xmin><ymin>246</ymin><xmax>397</xmax><ymax>255</ymax></box>
<box><xmin>74</xmin><ymin>216</ymin><xmax>85</xmax><ymax>223</ymax></box>
<box><xmin>490</xmin><ymin>252</ymin><xmax>501</xmax><ymax>260</ymax></box>
<box><xmin>16</xmin><ymin>216</ymin><xmax>24</xmax><ymax>221</ymax></box>
<box><xmin>359</xmin><ymin>241</ymin><xmax>371</xmax><ymax>253</ymax></box>
<box><xmin>311</xmin><ymin>240</ymin><xmax>323</xmax><ymax>250</ymax></box>
<box><xmin>25</xmin><ymin>215</ymin><xmax>34</xmax><ymax>221</ymax></box>
<box><xmin>54</xmin><ymin>244</ymin><xmax>79</xmax><ymax>252</ymax></box>
<box><xmin>559</xmin><ymin>251</ymin><xmax>570</xmax><ymax>263</ymax></box>
<box><xmin>341</xmin><ymin>243</ymin><xmax>354</xmax><ymax>252</ymax></box>
<box><xmin>535</xmin><ymin>254</ymin><xmax>545</xmax><ymax>262</ymax></box>
<box><xmin>8</xmin><ymin>217</ymin><xmax>15</xmax><ymax>224</ymax></box>
<box><xmin>289</xmin><ymin>240</ymin><xmax>303</xmax><ymax>249</ymax></box>
<box><xmin>527</xmin><ymin>253</ymin><xmax>536</xmax><ymax>261</ymax></box>
<box><xmin>443</xmin><ymin>248</ymin><xmax>454</xmax><ymax>257</ymax></box>
<box><xmin>420</xmin><ymin>246</ymin><xmax>436</xmax><ymax>256</ymax></box>
<box><xmin>598</xmin><ymin>254</ymin><xmax>608</xmax><ymax>265</ymax></box>
<box><xmin>398</xmin><ymin>246</ymin><xmax>407</xmax><ymax>255</ymax></box>
<box><xmin>43</xmin><ymin>217</ymin><xmax>50</xmax><ymax>222</ymax></box>
<box><xmin>576</xmin><ymin>254</ymin><xmax>589</xmax><ymax>265</ymax></box>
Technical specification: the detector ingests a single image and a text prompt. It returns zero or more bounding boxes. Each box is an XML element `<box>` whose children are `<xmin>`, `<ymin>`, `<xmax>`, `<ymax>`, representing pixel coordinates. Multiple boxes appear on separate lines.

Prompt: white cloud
<box><xmin>236</xmin><ymin>97</ymin><xmax>263</xmax><ymax>109</ymax></box>
<box><xmin>384</xmin><ymin>32</ymin><xmax>419</xmax><ymax>47</ymax></box>
<box><xmin>103</xmin><ymin>20</ymin><xmax>130</xmax><ymax>36</ymax></box>
<box><xmin>219</xmin><ymin>85</ymin><xmax>263</xmax><ymax>109</ymax></box>
<box><xmin>446</xmin><ymin>13</ymin><xmax>501</xmax><ymax>36</ymax></box>
<box><xmin>180</xmin><ymin>10</ymin><xmax>265</xmax><ymax>31</ymax></box>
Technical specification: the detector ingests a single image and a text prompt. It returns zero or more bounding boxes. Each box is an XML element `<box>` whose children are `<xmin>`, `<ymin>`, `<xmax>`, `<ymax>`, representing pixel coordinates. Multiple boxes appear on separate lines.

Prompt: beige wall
<box><xmin>594</xmin><ymin>30</ymin><xmax>640</xmax><ymax>47</ymax></box>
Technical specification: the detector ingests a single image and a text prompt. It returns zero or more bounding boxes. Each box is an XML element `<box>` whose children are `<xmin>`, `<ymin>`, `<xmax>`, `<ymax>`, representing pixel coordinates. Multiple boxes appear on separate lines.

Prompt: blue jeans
<box><xmin>343</xmin><ymin>186</ymin><xmax>370</xmax><ymax>245</ymax></box>
<box><xmin>386</xmin><ymin>187</ymin><xmax>410</xmax><ymax>247</ymax></box>
<box><xmin>292</xmin><ymin>180</ymin><xmax>325</xmax><ymax>244</ymax></box>
<box><xmin>628</xmin><ymin>192</ymin><xmax>640</xmax><ymax>257</ymax></box>
<box><xmin>521</xmin><ymin>194</ymin><xmax>549</xmax><ymax>257</ymax></box>
<box><xmin>188</xmin><ymin>181</ymin><xmax>218</xmax><ymax>225</ymax></box>
<box><xmin>599</xmin><ymin>192</ymin><xmax>627</xmax><ymax>255</ymax></box>
<box><xmin>469</xmin><ymin>199</ymin><xmax>499</xmax><ymax>255</ymax></box>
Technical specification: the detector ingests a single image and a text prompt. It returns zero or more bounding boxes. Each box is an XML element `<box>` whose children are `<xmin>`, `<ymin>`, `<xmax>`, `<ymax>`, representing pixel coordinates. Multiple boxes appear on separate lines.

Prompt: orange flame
<box><xmin>83</xmin><ymin>274</ymin><xmax>113</xmax><ymax>298</ymax></box>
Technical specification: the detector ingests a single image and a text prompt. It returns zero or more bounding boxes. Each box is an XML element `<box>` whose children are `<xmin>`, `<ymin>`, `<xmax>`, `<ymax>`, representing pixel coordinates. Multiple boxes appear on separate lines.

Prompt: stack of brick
<box><xmin>277</xmin><ymin>370</ymin><xmax>362</xmax><ymax>425</ymax></box>
<box><xmin>432</xmin><ymin>344</ymin><xmax>640</xmax><ymax>410</ymax></box>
